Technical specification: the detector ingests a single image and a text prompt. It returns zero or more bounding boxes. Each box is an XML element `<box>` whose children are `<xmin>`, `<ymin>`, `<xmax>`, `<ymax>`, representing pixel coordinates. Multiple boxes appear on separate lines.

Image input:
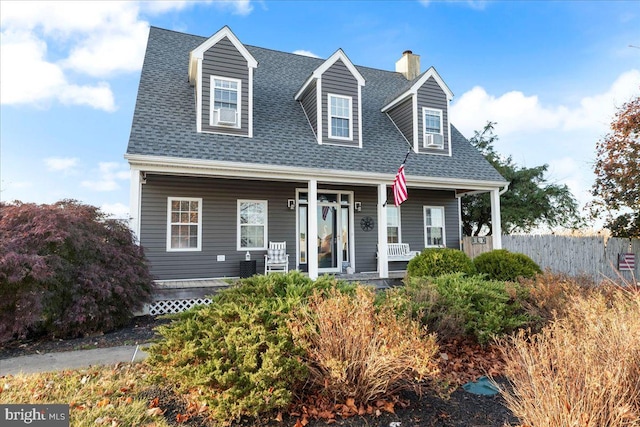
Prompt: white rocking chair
<box><xmin>264</xmin><ymin>241</ymin><xmax>289</xmax><ymax>274</ymax></box>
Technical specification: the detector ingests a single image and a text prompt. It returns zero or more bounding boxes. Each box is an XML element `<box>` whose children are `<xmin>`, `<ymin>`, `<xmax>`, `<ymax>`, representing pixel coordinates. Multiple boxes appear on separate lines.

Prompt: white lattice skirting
<box><xmin>148</xmin><ymin>298</ymin><xmax>213</xmax><ymax>315</ymax></box>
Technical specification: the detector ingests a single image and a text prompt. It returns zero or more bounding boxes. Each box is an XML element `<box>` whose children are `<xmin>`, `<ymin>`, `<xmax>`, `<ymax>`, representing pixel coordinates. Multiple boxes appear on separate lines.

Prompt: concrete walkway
<box><xmin>0</xmin><ymin>345</ymin><xmax>149</xmax><ymax>376</ymax></box>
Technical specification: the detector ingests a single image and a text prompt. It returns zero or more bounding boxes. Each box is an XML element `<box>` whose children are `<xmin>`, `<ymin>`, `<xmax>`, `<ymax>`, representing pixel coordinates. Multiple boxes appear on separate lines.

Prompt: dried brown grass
<box><xmin>289</xmin><ymin>287</ymin><xmax>439</xmax><ymax>404</ymax></box>
<box><xmin>499</xmin><ymin>282</ymin><xmax>640</xmax><ymax>426</ymax></box>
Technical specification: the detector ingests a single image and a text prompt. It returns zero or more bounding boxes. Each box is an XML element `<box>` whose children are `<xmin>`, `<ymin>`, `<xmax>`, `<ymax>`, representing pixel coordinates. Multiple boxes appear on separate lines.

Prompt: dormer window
<box><xmin>211</xmin><ymin>76</ymin><xmax>241</xmax><ymax>127</ymax></box>
<box><xmin>423</xmin><ymin>107</ymin><xmax>443</xmax><ymax>149</ymax></box>
<box><xmin>329</xmin><ymin>94</ymin><xmax>352</xmax><ymax>140</ymax></box>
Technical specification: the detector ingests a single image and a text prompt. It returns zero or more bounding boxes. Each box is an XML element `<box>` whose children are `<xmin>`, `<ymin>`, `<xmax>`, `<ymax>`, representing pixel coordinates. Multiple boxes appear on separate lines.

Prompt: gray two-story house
<box><xmin>125</xmin><ymin>25</ymin><xmax>507</xmax><ymax>283</ymax></box>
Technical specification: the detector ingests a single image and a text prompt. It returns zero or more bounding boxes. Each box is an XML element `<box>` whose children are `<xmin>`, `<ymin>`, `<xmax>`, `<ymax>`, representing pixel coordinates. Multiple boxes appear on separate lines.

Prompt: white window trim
<box><xmin>166</xmin><ymin>197</ymin><xmax>203</xmax><ymax>252</ymax></box>
<box><xmin>423</xmin><ymin>205</ymin><xmax>446</xmax><ymax>248</ymax></box>
<box><xmin>327</xmin><ymin>93</ymin><xmax>353</xmax><ymax>141</ymax></box>
<box><xmin>209</xmin><ymin>75</ymin><xmax>242</xmax><ymax>129</ymax></box>
<box><xmin>237</xmin><ymin>199</ymin><xmax>268</xmax><ymax>251</ymax></box>
<box><xmin>422</xmin><ymin>107</ymin><xmax>444</xmax><ymax>149</ymax></box>
<box><xmin>387</xmin><ymin>205</ymin><xmax>402</xmax><ymax>244</ymax></box>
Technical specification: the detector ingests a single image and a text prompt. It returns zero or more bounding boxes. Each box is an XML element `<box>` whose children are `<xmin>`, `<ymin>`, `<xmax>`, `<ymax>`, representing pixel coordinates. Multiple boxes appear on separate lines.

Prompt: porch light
<box><xmin>287</xmin><ymin>199</ymin><xmax>296</xmax><ymax>210</ymax></box>
<box><xmin>354</xmin><ymin>201</ymin><xmax>362</xmax><ymax>212</ymax></box>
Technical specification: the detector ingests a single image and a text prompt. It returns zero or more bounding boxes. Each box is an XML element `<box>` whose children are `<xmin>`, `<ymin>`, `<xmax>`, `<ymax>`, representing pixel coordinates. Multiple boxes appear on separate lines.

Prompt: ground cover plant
<box><xmin>406</xmin><ymin>248</ymin><xmax>476</xmax><ymax>278</ymax></box>
<box><xmin>500</xmin><ymin>280</ymin><xmax>640</xmax><ymax>426</ymax></box>
<box><xmin>0</xmin><ymin>200</ymin><xmax>154</xmax><ymax>344</ymax></box>
<box><xmin>384</xmin><ymin>273</ymin><xmax>530</xmax><ymax>344</ymax></box>
<box><xmin>473</xmin><ymin>249</ymin><xmax>541</xmax><ymax>281</ymax></box>
<box><xmin>145</xmin><ymin>272</ymin><xmax>357</xmax><ymax>424</ymax></box>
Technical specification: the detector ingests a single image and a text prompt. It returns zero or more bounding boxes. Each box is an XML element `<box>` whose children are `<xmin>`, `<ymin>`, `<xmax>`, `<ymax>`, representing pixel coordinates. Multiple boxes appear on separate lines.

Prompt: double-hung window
<box><xmin>328</xmin><ymin>94</ymin><xmax>352</xmax><ymax>140</ymax></box>
<box><xmin>422</xmin><ymin>107</ymin><xmax>444</xmax><ymax>149</ymax></box>
<box><xmin>238</xmin><ymin>200</ymin><xmax>267</xmax><ymax>250</ymax></box>
<box><xmin>387</xmin><ymin>206</ymin><xmax>401</xmax><ymax>243</ymax></box>
<box><xmin>211</xmin><ymin>76</ymin><xmax>240</xmax><ymax>127</ymax></box>
<box><xmin>424</xmin><ymin>206</ymin><xmax>445</xmax><ymax>247</ymax></box>
<box><xmin>167</xmin><ymin>197</ymin><xmax>202</xmax><ymax>251</ymax></box>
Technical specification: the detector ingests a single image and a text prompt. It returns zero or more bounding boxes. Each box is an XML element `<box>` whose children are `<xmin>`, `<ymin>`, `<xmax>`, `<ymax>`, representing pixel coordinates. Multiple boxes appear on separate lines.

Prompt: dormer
<box><xmin>382</xmin><ymin>52</ymin><xmax>454</xmax><ymax>156</ymax></box>
<box><xmin>189</xmin><ymin>26</ymin><xmax>258</xmax><ymax>137</ymax></box>
<box><xmin>294</xmin><ymin>49</ymin><xmax>365</xmax><ymax>147</ymax></box>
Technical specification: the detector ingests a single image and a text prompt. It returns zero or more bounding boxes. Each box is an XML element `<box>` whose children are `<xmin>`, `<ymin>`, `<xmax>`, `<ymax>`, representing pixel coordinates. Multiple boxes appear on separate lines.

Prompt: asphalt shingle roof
<box><xmin>126</xmin><ymin>26</ymin><xmax>505</xmax><ymax>184</ymax></box>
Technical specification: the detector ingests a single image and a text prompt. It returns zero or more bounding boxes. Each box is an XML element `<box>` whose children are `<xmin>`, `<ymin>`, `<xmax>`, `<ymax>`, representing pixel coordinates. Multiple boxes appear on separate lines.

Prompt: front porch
<box><xmin>144</xmin><ymin>270</ymin><xmax>407</xmax><ymax>316</ymax></box>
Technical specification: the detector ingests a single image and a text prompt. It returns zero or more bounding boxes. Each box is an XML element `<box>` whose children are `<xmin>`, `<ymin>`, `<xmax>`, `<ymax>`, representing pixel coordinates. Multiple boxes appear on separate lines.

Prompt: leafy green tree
<box><xmin>462</xmin><ymin>122</ymin><xmax>582</xmax><ymax>236</ymax></box>
<box><xmin>591</xmin><ymin>94</ymin><xmax>640</xmax><ymax>237</ymax></box>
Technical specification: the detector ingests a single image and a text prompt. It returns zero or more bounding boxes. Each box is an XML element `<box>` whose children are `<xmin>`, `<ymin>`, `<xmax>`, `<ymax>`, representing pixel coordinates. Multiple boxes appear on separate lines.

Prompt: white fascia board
<box><xmin>125</xmin><ymin>154</ymin><xmax>508</xmax><ymax>191</ymax></box>
<box><xmin>294</xmin><ymin>74</ymin><xmax>316</xmax><ymax>101</ymax></box>
<box><xmin>189</xmin><ymin>25</ymin><xmax>257</xmax><ymax>84</ymax></box>
<box><xmin>316</xmin><ymin>79</ymin><xmax>322</xmax><ymax>144</ymax></box>
<box><xmin>317</xmin><ymin>49</ymin><xmax>365</xmax><ymax>86</ymax></box>
<box><xmin>357</xmin><ymin>84</ymin><xmax>363</xmax><ymax>148</ymax></box>
<box><xmin>381</xmin><ymin>67</ymin><xmax>454</xmax><ymax>113</ymax></box>
<box><xmin>248</xmin><ymin>67</ymin><xmax>254</xmax><ymax>138</ymax></box>
<box><xmin>412</xmin><ymin>95</ymin><xmax>419</xmax><ymax>153</ymax></box>
<box><xmin>196</xmin><ymin>58</ymin><xmax>202</xmax><ymax>133</ymax></box>
<box><xmin>295</xmin><ymin>49</ymin><xmax>365</xmax><ymax>100</ymax></box>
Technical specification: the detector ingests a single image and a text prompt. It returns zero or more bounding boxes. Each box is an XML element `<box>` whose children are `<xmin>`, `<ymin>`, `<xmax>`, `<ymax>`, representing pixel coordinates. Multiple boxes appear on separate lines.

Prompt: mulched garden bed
<box><xmin>0</xmin><ymin>315</ymin><xmax>521</xmax><ymax>427</ymax></box>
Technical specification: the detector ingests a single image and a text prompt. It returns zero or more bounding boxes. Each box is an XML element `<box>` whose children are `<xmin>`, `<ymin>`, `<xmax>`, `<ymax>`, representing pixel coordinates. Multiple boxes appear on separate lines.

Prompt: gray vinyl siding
<box><xmin>140</xmin><ymin>174</ymin><xmax>299</xmax><ymax>280</ymax></box>
<box><xmin>387</xmin><ymin>97</ymin><xmax>413</xmax><ymax>145</ymax></box>
<box><xmin>140</xmin><ymin>176</ymin><xmax>459</xmax><ymax>280</ymax></box>
<box><xmin>387</xmin><ymin>188</ymin><xmax>459</xmax><ymax>251</ymax></box>
<box><xmin>352</xmin><ymin>186</ymin><xmax>379</xmax><ymax>272</ymax></box>
<box><xmin>299</xmin><ymin>80</ymin><xmax>317</xmax><ymax>136</ymax></box>
<box><xmin>321</xmin><ymin>59</ymin><xmax>359</xmax><ymax>147</ymax></box>
<box><xmin>201</xmin><ymin>36</ymin><xmax>249</xmax><ymax>136</ymax></box>
<box><xmin>416</xmin><ymin>77</ymin><xmax>449</xmax><ymax>154</ymax></box>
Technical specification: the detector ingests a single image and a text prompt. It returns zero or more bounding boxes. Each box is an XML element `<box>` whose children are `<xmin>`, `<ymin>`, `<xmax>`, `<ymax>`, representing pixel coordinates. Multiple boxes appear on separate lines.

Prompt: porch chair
<box><xmin>264</xmin><ymin>241</ymin><xmax>289</xmax><ymax>274</ymax></box>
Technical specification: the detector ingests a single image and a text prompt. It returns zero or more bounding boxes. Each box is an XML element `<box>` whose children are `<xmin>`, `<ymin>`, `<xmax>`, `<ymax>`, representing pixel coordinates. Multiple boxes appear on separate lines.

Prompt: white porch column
<box><xmin>377</xmin><ymin>184</ymin><xmax>389</xmax><ymax>279</ymax></box>
<box><xmin>129</xmin><ymin>168</ymin><xmax>142</xmax><ymax>243</ymax></box>
<box><xmin>490</xmin><ymin>188</ymin><xmax>502</xmax><ymax>249</ymax></box>
<box><xmin>308</xmin><ymin>179</ymin><xmax>319</xmax><ymax>279</ymax></box>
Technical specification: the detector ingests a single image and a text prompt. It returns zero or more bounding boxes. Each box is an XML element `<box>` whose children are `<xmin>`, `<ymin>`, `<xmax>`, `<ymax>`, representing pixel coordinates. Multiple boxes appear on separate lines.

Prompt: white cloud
<box><xmin>81</xmin><ymin>162</ymin><xmax>129</xmax><ymax>192</ymax></box>
<box><xmin>293</xmin><ymin>49</ymin><xmax>321</xmax><ymax>58</ymax></box>
<box><xmin>101</xmin><ymin>202</ymin><xmax>130</xmax><ymax>220</ymax></box>
<box><xmin>450</xmin><ymin>69</ymin><xmax>640</xmax><ymax>225</ymax></box>
<box><xmin>450</xmin><ymin>69</ymin><xmax>640</xmax><ymax>138</ymax></box>
<box><xmin>0</xmin><ymin>29</ymin><xmax>116</xmax><ymax>110</ymax></box>
<box><xmin>44</xmin><ymin>157</ymin><xmax>79</xmax><ymax>173</ymax></box>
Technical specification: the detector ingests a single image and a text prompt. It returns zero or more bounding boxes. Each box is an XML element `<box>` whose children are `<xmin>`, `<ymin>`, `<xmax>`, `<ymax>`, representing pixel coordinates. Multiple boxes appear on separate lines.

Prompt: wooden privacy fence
<box><xmin>462</xmin><ymin>235</ymin><xmax>639</xmax><ymax>283</ymax></box>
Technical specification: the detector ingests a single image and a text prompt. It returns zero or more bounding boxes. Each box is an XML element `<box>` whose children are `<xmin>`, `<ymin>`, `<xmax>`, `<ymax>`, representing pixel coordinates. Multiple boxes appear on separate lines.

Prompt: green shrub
<box><xmin>384</xmin><ymin>274</ymin><xmax>530</xmax><ymax>344</ymax></box>
<box><xmin>146</xmin><ymin>272</ymin><xmax>354</xmax><ymax>424</ymax></box>
<box><xmin>407</xmin><ymin>248</ymin><xmax>476</xmax><ymax>278</ymax></box>
<box><xmin>474</xmin><ymin>249</ymin><xmax>541</xmax><ymax>281</ymax></box>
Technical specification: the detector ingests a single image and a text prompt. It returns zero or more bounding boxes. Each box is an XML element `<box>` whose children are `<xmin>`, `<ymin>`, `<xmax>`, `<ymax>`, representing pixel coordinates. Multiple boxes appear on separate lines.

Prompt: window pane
<box><xmin>431</xmin><ymin>208</ymin><xmax>443</xmax><ymax>227</ymax></box>
<box><xmin>387</xmin><ymin>207</ymin><xmax>398</xmax><ymax>227</ymax></box>
<box><xmin>425</xmin><ymin>110</ymin><xmax>441</xmax><ymax>134</ymax></box>
<box><xmin>425</xmin><ymin>209</ymin><xmax>432</xmax><ymax>226</ymax></box>
<box><xmin>387</xmin><ymin>227</ymin><xmax>399</xmax><ymax>243</ymax></box>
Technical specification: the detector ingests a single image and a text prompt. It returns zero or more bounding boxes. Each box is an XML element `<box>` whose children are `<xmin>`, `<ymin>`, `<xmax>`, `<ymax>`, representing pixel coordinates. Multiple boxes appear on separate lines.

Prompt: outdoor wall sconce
<box><xmin>354</xmin><ymin>201</ymin><xmax>362</xmax><ymax>212</ymax></box>
<box><xmin>287</xmin><ymin>199</ymin><xmax>296</xmax><ymax>210</ymax></box>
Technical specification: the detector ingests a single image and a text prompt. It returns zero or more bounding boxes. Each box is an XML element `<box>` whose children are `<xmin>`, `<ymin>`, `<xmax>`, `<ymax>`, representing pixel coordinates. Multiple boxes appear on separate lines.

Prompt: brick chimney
<box><xmin>395</xmin><ymin>50</ymin><xmax>420</xmax><ymax>80</ymax></box>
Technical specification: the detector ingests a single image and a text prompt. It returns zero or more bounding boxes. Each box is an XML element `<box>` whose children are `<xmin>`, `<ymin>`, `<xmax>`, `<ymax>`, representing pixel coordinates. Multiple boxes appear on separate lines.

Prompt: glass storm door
<box><xmin>318</xmin><ymin>204</ymin><xmax>338</xmax><ymax>270</ymax></box>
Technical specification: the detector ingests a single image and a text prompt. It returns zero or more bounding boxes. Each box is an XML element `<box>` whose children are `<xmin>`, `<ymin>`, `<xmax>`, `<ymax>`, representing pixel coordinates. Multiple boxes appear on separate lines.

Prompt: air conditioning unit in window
<box><xmin>215</xmin><ymin>108</ymin><xmax>238</xmax><ymax>126</ymax></box>
<box><xmin>424</xmin><ymin>133</ymin><xmax>444</xmax><ymax>149</ymax></box>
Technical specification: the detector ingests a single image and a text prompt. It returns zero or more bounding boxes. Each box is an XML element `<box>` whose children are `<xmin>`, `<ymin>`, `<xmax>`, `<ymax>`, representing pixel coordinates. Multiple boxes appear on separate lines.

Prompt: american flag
<box><xmin>393</xmin><ymin>163</ymin><xmax>408</xmax><ymax>206</ymax></box>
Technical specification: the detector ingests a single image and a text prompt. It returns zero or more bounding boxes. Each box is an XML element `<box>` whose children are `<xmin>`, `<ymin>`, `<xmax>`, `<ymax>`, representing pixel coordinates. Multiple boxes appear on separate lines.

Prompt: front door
<box><xmin>297</xmin><ymin>190</ymin><xmax>353</xmax><ymax>273</ymax></box>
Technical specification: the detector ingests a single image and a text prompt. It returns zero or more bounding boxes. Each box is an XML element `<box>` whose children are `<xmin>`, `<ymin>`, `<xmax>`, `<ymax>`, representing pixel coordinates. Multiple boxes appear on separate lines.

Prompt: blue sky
<box><xmin>1</xmin><ymin>0</ymin><xmax>639</xmax><ymax>229</ymax></box>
